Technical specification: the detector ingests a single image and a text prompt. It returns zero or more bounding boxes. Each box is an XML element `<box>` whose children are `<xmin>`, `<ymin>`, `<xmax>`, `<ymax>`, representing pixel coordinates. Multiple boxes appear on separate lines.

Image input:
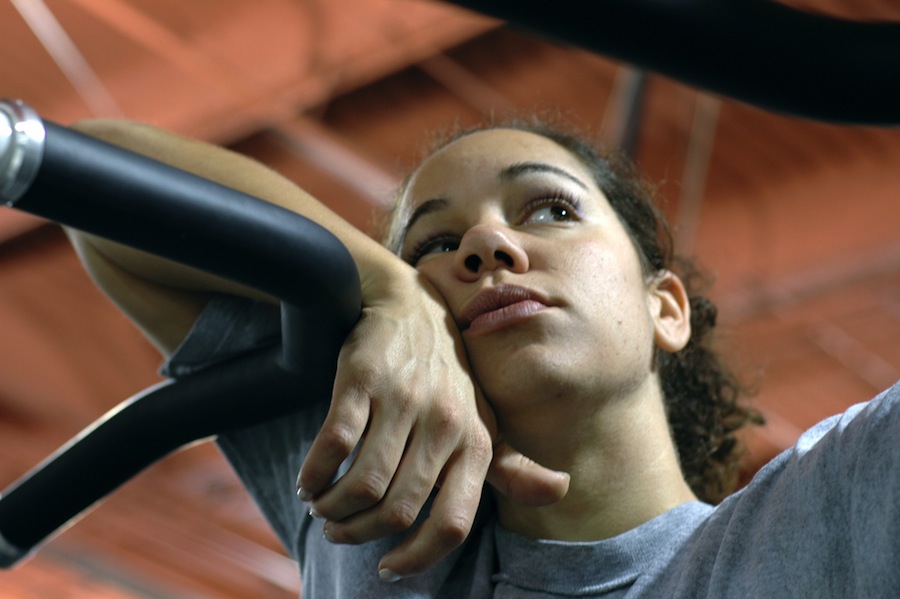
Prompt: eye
<box><xmin>406</xmin><ymin>234</ymin><xmax>460</xmax><ymax>265</ymax></box>
<box><xmin>520</xmin><ymin>194</ymin><xmax>582</xmax><ymax>225</ymax></box>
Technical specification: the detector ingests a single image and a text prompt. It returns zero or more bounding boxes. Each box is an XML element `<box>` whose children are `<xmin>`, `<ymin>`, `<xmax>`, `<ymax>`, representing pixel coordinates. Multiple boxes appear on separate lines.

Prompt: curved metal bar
<box><xmin>0</xmin><ymin>101</ymin><xmax>361</xmax><ymax>375</ymax></box>
<box><xmin>448</xmin><ymin>0</ymin><xmax>900</xmax><ymax>124</ymax></box>
<box><xmin>0</xmin><ymin>346</ymin><xmax>326</xmax><ymax>566</ymax></box>
<box><xmin>0</xmin><ymin>100</ymin><xmax>362</xmax><ymax>566</ymax></box>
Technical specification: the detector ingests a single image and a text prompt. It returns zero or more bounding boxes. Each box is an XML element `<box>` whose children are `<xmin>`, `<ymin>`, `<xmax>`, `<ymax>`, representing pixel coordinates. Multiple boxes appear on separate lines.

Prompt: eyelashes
<box><xmin>404</xmin><ymin>189</ymin><xmax>584</xmax><ymax>265</ymax></box>
<box><xmin>518</xmin><ymin>190</ymin><xmax>583</xmax><ymax>225</ymax></box>
<box><xmin>406</xmin><ymin>234</ymin><xmax>460</xmax><ymax>265</ymax></box>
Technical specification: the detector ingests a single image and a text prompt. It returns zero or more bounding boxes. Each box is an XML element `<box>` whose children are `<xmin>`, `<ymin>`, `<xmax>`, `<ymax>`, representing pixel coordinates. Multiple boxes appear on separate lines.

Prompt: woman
<box><xmin>68</xmin><ymin>119</ymin><xmax>898</xmax><ymax>597</ymax></box>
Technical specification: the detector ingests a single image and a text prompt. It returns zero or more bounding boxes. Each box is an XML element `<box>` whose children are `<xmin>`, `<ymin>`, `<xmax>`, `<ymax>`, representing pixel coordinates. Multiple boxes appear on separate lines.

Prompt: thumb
<box><xmin>486</xmin><ymin>439</ymin><xmax>570</xmax><ymax>507</ymax></box>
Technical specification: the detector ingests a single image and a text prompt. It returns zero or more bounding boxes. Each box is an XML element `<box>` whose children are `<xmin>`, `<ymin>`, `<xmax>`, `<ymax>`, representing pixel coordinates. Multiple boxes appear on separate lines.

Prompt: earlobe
<box><xmin>649</xmin><ymin>271</ymin><xmax>691</xmax><ymax>353</ymax></box>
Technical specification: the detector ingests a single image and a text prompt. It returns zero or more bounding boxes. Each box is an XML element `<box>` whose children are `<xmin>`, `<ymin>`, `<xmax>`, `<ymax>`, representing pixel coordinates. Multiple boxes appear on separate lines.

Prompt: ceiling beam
<box><xmin>270</xmin><ymin>117</ymin><xmax>400</xmax><ymax>211</ymax></box>
<box><xmin>600</xmin><ymin>66</ymin><xmax>647</xmax><ymax>157</ymax></box>
<box><xmin>11</xmin><ymin>0</ymin><xmax>121</xmax><ymax>117</ymax></box>
<box><xmin>809</xmin><ymin>322</ymin><xmax>899</xmax><ymax>393</ymax></box>
<box><xmin>720</xmin><ymin>240</ymin><xmax>900</xmax><ymax>323</ymax></box>
<box><xmin>674</xmin><ymin>92</ymin><xmax>720</xmax><ymax>256</ymax></box>
<box><xmin>417</xmin><ymin>52</ymin><xmax>516</xmax><ymax>114</ymax></box>
<box><xmin>68</xmin><ymin>0</ymin><xmax>254</xmax><ymax>100</ymax></box>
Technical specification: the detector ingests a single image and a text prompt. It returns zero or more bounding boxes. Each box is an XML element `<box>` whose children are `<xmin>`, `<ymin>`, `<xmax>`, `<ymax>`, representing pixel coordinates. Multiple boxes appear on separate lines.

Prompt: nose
<box><xmin>454</xmin><ymin>224</ymin><xmax>529</xmax><ymax>280</ymax></box>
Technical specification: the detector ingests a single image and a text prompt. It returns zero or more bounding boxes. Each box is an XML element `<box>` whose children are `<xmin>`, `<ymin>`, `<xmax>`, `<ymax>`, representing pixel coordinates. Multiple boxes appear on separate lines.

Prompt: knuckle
<box><xmin>337</xmin><ymin>348</ymin><xmax>380</xmax><ymax>389</ymax></box>
<box><xmin>434</xmin><ymin>513</ymin><xmax>471</xmax><ymax>548</ymax></box>
<box><xmin>472</xmin><ymin>425</ymin><xmax>493</xmax><ymax>450</ymax></box>
<box><xmin>378</xmin><ymin>501</ymin><xmax>419</xmax><ymax>532</ymax></box>
<box><xmin>350</xmin><ymin>361</ymin><xmax>381</xmax><ymax>389</ymax></box>
<box><xmin>318</xmin><ymin>423</ymin><xmax>358</xmax><ymax>458</ymax></box>
<box><xmin>346</xmin><ymin>472</ymin><xmax>389</xmax><ymax>504</ymax></box>
<box><xmin>426</xmin><ymin>404</ymin><xmax>463</xmax><ymax>446</ymax></box>
<box><xmin>386</xmin><ymin>388</ymin><xmax>416</xmax><ymax>413</ymax></box>
<box><xmin>389</xmin><ymin>392</ymin><xmax>427</xmax><ymax>424</ymax></box>
<box><xmin>434</xmin><ymin>403</ymin><xmax>461</xmax><ymax>430</ymax></box>
<box><xmin>343</xmin><ymin>369</ymin><xmax>379</xmax><ymax>404</ymax></box>
<box><xmin>466</xmin><ymin>430</ymin><xmax>494</xmax><ymax>462</ymax></box>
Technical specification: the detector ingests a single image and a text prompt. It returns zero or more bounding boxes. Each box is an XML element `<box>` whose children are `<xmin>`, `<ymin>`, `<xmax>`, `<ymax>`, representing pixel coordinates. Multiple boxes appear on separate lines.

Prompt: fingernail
<box><xmin>308</xmin><ymin>505</ymin><xmax>323</xmax><ymax>519</ymax></box>
<box><xmin>322</xmin><ymin>523</ymin><xmax>336</xmax><ymax>543</ymax></box>
<box><xmin>379</xmin><ymin>568</ymin><xmax>403</xmax><ymax>583</ymax></box>
<box><xmin>297</xmin><ymin>487</ymin><xmax>313</xmax><ymax>502</ymax></box>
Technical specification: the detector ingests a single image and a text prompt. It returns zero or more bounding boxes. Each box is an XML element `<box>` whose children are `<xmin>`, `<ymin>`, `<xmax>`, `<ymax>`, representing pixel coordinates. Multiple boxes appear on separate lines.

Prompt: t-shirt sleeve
<box><xmin>160</xmin><ymin>294</ymin><xmax>282</xmax><ymax>379</ymax></box>
<box><xmin>671</xmin><ymin>381</ymin><xmax>900</xmax><ymax>598</ymax></box>
<box><xmin>162</xmin><ymin>295</ymin><xmax>329</xmax><ymax>561</ymax></box>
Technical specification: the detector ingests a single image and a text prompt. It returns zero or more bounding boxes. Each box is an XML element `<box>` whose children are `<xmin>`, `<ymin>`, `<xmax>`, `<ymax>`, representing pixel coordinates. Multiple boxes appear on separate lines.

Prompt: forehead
<box><xmin>404</xmin><ymin>128</ymin><xmax>595</xmax><ymax>200</ymax></box>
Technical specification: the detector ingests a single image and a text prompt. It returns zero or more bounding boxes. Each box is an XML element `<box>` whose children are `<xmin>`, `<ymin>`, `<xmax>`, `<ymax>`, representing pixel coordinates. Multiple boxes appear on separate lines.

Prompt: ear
<box><xmin>648</xmin><ymin>270</ymin><xmax>691</xmax><ymax>353</ymax></box>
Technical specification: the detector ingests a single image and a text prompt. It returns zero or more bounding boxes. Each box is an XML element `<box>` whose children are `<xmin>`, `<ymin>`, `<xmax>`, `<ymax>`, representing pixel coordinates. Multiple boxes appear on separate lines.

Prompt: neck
<box><xmin>493</xmin><ymin>377</ymin><xmax>697</xmax><ymax>541</ymax></box>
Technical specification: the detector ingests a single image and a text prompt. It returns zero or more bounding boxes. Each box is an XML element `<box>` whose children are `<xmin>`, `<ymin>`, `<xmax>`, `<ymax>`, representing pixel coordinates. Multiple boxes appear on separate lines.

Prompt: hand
<box><xmin>295</xmin><ymin>272</ymin><xmax>568</xmax><ymax>580</ymax></box>
<box><xmin>481</xmin><ymin>417</ymin><xmax>571</xmax><ymax>509</ymax></box>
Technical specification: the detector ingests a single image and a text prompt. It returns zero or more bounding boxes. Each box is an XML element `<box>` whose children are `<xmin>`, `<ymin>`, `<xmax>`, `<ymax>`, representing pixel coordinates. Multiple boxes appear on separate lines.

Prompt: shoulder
<box><xmin>641</xmin><ymin>383</ymin><xmax>900</xmax><ymax>597</ymax></box>
<box><xmin>731</xmin><ymin>379</ymin><xmax>899</xmax><ymax>518</ymax></box>
<box><xmin>684</xmin><ymin>381</ymin><xmax>900</xmax><ymax>596</ymax></box>
<box><xmin>762</xmin><ymin>379</ymin><xmax>899</xmax><ymax>478</ymax></box>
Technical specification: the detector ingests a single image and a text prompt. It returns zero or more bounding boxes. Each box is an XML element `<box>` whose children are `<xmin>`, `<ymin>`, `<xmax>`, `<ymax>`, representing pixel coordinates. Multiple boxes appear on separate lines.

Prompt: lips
<box><xmin>459</xmin><ymin>285</ymin><xmax>550</xmax><ymax>333</ymax></box>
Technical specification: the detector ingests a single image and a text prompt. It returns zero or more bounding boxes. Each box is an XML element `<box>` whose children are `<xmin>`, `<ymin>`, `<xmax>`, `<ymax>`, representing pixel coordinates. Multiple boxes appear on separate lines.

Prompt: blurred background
<box><xmin>1</xmin><ymin>0</ymin><xmax>898</xmax><ymax>596</ymax></box>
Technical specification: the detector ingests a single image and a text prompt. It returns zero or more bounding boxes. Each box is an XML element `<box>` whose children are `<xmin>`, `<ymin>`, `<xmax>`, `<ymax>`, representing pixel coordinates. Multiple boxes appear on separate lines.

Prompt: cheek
<box><xmin>415</xmin><ymin>258</ymin><xmax>451</xmax><ymax>292</ymax></box>
<box><xmin>562</xmin><ymin>238</ymin><xmax>643</xmax><ymax>300</ymax></box>
<box><xmin>564</xmin><ymin>239</ymin><xmax>656</xmax><ymax>344</ymax></box>
<box><xmin>413</xmin><ymin>258</ymin><xmax>462</xmax><ymax>313</ymax></box>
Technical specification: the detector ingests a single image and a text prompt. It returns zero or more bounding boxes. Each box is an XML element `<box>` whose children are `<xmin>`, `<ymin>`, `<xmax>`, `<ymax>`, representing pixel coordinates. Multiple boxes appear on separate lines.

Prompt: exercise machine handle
<box><xmin>0</xmin><ymin>99</ymin><xmax>361</xmax><ymax>375</ymax></box>
<box><xmin>0</xmin><ymin>99</ymin><xmax>362</xmax><ymax>566</ymax></box>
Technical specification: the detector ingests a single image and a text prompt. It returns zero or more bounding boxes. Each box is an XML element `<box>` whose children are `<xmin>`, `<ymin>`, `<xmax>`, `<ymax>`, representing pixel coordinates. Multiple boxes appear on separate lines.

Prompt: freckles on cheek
<box><xmin>572</xmin><ymin>242</ymin><xmax>625</xmax><ymax>299</ymax></box>
<box><xmin>573</xmin><ymin>240</ymin><xmax>649</xmax><ymax>340</ymax></box>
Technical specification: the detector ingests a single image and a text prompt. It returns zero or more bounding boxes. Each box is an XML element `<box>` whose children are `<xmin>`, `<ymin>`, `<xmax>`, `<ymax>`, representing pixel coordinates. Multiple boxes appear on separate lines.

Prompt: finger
<box><xmin>320</xmin><ymin>424</ymin><xmax>455</xmax><ymax>545</ymax></box>
<box><xmin>486</xmin><ymin>440</ymin><xmax>570</xmax><ymax>507</ymax></box>
<box><xmin>374</xmin><ymin>447</ymin><xmax>488</xmax><ymax>580</ymax></box>
<box><xmin>308</xmin><ymin>398</ymin><xmax>415</xmax><ymax>522</ymax></box>
<box><xmin>297</xmin><ymin>385</ymin><xmax>371</xmax><ymax>501</ymax></box>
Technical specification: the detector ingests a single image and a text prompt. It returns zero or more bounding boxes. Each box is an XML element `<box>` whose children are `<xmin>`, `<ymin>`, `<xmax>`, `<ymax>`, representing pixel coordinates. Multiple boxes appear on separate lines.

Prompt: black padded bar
<box><xmin>7</xmin><ymin>118</ymin><xmax>360</xmax><ymax>373</ymax></box>
<box><xmin>0</xmin><ymin>346</ymin><xmax>326</xmax><ymax>564</ymax></box>
<box><xmin>0</xmin><ymin>102</ymin><xmax>361</xmax><ymax>566</ymax></box>
<box><xmin>447</xmin><ymin>0</ymin><xmax>900</xmax><ymax>125</ymax></box>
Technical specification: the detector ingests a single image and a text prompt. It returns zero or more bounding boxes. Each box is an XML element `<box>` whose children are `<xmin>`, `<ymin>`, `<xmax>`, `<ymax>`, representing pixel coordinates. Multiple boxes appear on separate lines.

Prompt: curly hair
<box><xmin>383</xmin><ymin>117</ymin><xmax>762</xmax><ymax>504</ymax></box>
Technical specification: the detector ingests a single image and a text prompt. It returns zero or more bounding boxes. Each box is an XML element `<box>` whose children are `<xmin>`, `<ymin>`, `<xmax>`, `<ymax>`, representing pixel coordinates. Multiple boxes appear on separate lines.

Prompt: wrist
<box><xmin>355</xmin><ymin>244</ymin><xmax>422</xmax><ymax>307</ymax></box>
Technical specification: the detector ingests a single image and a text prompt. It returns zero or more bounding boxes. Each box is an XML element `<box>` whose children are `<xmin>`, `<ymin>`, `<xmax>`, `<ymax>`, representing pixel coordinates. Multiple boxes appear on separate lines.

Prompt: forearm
<box><xmin>66</xmin><ymin>119</ymin><xmax>415</xmax><ymax>352</ymax></box>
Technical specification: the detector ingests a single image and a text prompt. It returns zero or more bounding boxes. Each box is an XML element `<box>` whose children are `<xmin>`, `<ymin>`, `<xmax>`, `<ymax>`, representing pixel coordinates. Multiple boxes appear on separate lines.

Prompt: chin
<box><xmin>474</xmin><ymin>349</ymin><xmax>581</xmax><ymax>405</ymax></box>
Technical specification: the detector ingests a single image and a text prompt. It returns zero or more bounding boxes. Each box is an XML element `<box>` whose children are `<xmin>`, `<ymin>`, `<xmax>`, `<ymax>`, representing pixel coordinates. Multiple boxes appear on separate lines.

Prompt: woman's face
<box><xmin>399</xmin><ymin>129</ymin><xmax>668</xmax><ymax>411</ymax></box>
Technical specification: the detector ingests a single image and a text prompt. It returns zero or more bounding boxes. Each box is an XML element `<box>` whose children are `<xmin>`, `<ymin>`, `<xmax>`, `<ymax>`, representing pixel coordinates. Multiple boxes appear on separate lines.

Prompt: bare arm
<box><xmin>65</xmin><ymin>118</ymin><xmax>403</xmax><ymax>354</ymax></box>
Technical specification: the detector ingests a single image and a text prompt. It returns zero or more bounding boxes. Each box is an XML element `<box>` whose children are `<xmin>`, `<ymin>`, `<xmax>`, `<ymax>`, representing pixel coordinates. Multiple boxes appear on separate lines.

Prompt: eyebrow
<box><xmin>402</xmin><ymin>162</ymin><xmax>589</xmax><ymax>238</ymax></box>
<box><xmin>500</xmin><ymin>162</ymin><xmax>589</xmax><ymax>190</ymax></box>
<box><xmin>402</xmin><ymin>197</ymin><xmax>449</xmax><ymax>242</ymax></box>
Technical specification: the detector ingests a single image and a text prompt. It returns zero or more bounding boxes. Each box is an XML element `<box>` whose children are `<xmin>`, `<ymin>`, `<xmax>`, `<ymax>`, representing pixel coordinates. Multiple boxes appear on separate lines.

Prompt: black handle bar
<box><xmin>0</xmin><ymin>101</ymin><xmax>361</xmax><ymax>374</ymax></box>
<box><xmin>447</xmin><ymin>0</ymin><xmax>900</xmax><ymax>125</ymax></box>
<box><xmin>0</xmin><ymin>100</ymin><xmax>361</xmax><ymax>566</ymax></box>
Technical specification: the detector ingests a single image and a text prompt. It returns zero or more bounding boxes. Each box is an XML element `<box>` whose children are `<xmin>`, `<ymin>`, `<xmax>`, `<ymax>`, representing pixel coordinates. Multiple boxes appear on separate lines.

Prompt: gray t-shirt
<box><xmin>164</xmin><ymin>296</ymin><xmax>899</xmax><ymax>598</ymax></box>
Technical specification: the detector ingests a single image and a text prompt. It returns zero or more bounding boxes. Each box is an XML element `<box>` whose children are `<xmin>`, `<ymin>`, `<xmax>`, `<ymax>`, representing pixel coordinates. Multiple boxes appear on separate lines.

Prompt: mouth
<box><xmin>459</xmin><ymin>285</ymin><xmax>550</xmax><ymax>334</ymax></box>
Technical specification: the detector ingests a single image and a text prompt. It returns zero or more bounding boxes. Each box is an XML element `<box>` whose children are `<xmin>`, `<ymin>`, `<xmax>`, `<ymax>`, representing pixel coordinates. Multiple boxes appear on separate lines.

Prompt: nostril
<box><xmin>465</xmin><ymin>255</ymin><xmax>482</xmax><ymax>272</ymax></box>
<box><xmin>494</xmin><ymin>250</ymin><xmax>514</xmax><ymax>268</ymax></box>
